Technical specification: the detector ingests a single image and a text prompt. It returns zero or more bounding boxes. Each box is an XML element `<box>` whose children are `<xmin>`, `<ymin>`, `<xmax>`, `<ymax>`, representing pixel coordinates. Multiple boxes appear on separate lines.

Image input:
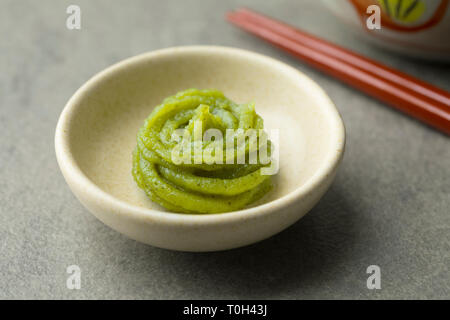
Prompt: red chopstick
<box><xmin>227</xmin><ymin>8</ymin><xmax>450</xmax><ymax>135</ymax></box>
<box><xmin>231</xmin><ymin>8</ymin><xmax>450</xmax><ymax>108</ymax></box>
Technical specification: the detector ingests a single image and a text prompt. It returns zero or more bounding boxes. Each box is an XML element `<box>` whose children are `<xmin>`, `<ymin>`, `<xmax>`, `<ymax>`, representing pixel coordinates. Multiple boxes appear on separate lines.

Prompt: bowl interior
<box><xmin>65</xmin><ymin>47</ymin><xmax>343</xmax><ymax>212</ymax></box>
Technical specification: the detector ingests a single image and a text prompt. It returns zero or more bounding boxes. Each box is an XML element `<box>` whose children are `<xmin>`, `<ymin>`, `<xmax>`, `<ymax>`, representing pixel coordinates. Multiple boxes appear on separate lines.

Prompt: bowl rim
<box><xmin>55</xmin><ymin>45</ymin><xmax>345</xmax><ymax>225</ymax></box>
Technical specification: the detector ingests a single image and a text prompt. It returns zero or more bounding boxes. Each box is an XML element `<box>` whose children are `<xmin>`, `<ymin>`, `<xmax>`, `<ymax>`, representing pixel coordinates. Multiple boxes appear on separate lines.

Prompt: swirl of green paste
<box><xmin>132</xmin><ymin>89</ymin><xmax>273</xmax><ymax>213</ymax></box>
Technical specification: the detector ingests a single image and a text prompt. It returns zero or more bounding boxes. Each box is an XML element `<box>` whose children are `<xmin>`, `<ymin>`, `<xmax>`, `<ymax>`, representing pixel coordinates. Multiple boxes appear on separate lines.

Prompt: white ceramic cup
<box><xmin>322</xmin><ymin>0</ymin><xmax>450</xmax><ymax>61</ymax></box>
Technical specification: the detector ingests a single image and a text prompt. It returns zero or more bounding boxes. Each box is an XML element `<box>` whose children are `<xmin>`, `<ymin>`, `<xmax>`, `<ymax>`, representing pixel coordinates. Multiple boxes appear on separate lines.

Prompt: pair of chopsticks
<box><xmin>227</xmin><ymin>8</ymin><xmax>450</xmax><ymax>135</ymax></box>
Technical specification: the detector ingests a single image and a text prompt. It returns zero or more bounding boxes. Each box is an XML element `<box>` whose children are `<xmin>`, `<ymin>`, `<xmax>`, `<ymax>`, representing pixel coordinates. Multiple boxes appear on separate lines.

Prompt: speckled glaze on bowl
<box><xmin>55</xmin><ymin>46</ymin><xmax>345</xmax><ymax>252</ymax></box>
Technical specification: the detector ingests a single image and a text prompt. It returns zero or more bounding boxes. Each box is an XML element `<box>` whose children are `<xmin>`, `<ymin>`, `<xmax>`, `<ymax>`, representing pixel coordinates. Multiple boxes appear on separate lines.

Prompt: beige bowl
<box><xmin>55</xmin><ymin>46</ymin><xmax>345</xmax><ymax>252</ymax></box>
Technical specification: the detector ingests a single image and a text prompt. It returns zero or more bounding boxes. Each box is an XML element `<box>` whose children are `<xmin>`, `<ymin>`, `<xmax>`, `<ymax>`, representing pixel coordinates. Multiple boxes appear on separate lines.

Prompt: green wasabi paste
<box><xmin>132</xmin><ymin>89</ymin><xmax>273</xmax><ymax>214</ymax></box>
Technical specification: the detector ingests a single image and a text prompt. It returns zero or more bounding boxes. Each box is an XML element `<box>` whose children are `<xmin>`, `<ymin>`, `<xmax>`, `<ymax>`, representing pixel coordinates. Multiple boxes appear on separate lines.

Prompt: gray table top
<box><xmin>1</xmin><ymin>0</ymin><xmax>449</xmax><ymax>299</ymax></box>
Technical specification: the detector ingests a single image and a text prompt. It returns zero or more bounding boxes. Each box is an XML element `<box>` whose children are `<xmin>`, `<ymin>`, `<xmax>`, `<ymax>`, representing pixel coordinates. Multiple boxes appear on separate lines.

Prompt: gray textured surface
<box><xmin>1</xmin><ymin>0</ymin><xmax>449</xmax><ymax>299</ymax></box>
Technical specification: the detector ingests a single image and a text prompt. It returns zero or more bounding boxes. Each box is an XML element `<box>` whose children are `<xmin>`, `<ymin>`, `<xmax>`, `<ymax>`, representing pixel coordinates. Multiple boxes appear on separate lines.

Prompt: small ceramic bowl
<box><xmin>321</xmin><ymin>0</ymin><xmax>450</xmax><ymax>61</ymax></box>
<box><xmin>55</xmin><ymin>46</ymin><xmax>345</xmax><ymax>252</ymax></box>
